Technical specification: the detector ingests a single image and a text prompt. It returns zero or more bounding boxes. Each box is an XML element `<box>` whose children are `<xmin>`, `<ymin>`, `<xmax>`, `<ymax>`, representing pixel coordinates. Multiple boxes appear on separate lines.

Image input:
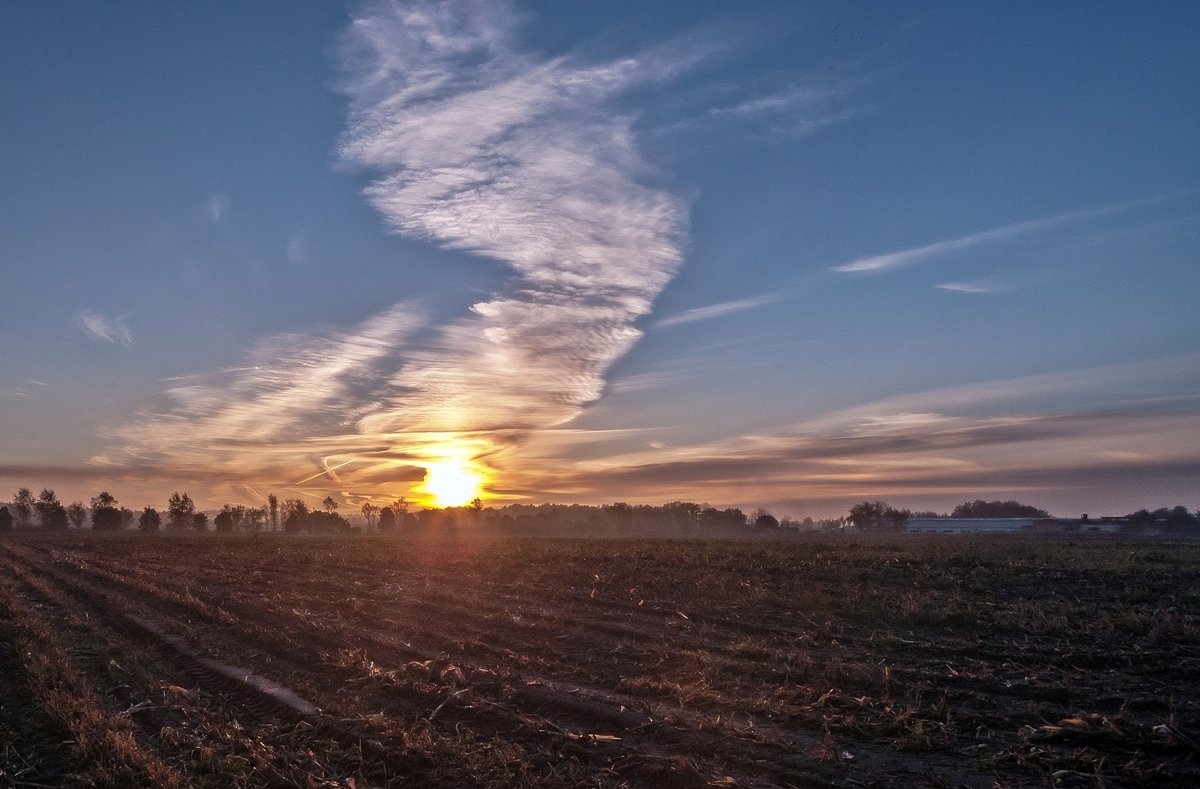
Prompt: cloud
<box><xmin>287</xmin><ymin>230</ymin><xmax>308</xmax><ymax>264</ymax></box>
<box><xmin>935</xmin><ymin>280</ymin><xmax>1004</xmax><ymax>294</ymax></box>
<box><xmin>100</xmin><ymin>0</ymin><xmax>696</xmax><ymax>500</ymax></box>
<box><xmin>655</xmin><ymin>291</ymin><xmax>788</xmax><ymax>328</ymax></box>
<box><xmin>97</xmin><ymin>304</ymin><xmax>425</xmax><ymax>483</ymax></box>
<box><xmin>77</xmin><ymin>311</ymin><xmax>133</xmax><ymax>347</ymax></box>
<box><xmin>832</xmin><ymin>196</ymin><xmax>1153</xmax><ymax>273</ymax></box>
<box><xmin>705</xmin><ymin>82</ymin><xmax>862</xmax><ymax>137</ymax></box>
<box><xmin>205</xmin><ymin>194</ymin><xmax>227</xmax><ymax>225</ymax></box>
<box><xmin>339</xmin><ymin>2</ymin><xmax>689</xmax><ymax>437</ymax></box>
<box><xmin>504</xmin><ymin>355</ymin><xmax>1200</xmax><ymax>514</ymax></box>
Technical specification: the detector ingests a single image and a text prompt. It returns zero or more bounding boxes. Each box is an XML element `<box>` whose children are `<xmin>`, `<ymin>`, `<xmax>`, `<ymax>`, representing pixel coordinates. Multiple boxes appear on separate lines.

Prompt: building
<box><xmin>906</xmin><ymin>518</ymin><xmax>1036</xmax><ymax>533</ymax></box>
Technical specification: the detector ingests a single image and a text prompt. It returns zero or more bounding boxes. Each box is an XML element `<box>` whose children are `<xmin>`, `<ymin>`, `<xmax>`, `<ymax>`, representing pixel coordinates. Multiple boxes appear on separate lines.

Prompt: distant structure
<box><xmin>907</xmin><ymin>515</ymin><xmax>1126</xmax><ymax>535</ymax></box>
<box><xmin>907</xmin><ymin>517</ymin><xmax>1037</xmax><ymax>534</ymax></box>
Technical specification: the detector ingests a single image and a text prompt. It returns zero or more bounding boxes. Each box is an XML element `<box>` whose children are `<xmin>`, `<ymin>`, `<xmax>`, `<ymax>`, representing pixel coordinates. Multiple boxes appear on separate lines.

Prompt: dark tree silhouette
<box><xmin>361</xmin><ymin>502</ymin><xmax>379</xmax><ymax>530</ymax></box>
<box><xmin>268</xmin><ymin>494</ymin><xmax>279</xmax><ymax>531</ymax></box>
<box><xmin>36</xmin><ymin>489</ymin><xmax>69</xmax><ymax>529</ymax></box>
<box><xmin>192</xmin><ymin>512</ymin><xmax>209</xmax><ymax>532</ymax></box>
<box><xmin>750</xmin><ymin>507</ymin><xmax>779</xmax><ymax>529</ymax></box>
<box><xmin>66</xmin><ymin>501</ymin><xmax>88</xmax><ymax>529</ymax></box>
<box><xmin>951</xmin><ymin>500</ymin><xmax>1050</xmax><ymax>518</ymax></box>
<box><xmin>0</xmin><ymin>506</ymin><xmax>11</xmax><ymax>531</ymax></box>
<box><xmin>848</xmin><ymin>500</ymin><xmax>909</xmax><ymax>531</ymax></box>
<box><xmin>138</xmin><ymin>507</ymin><xmax>161</xmax><ymax>532</ymax></box>
<box><xmin>322</xmin><ymin>496</ymin><xmax>339</xmax><ymax>513</ymax></box>
<box><xmin>90</xmin><ymin>491</ymin><xmax>123</xmax><ymax>531</ymax></box>
<box><xmin>214</xmin><ymin>508</ymin><xmax>234</xmax><ymax>533</ymax></box>
<box><xmin>166</xmin><ymin>492</ymin><xmax>196</xmax><ymax>531</ymax></box>
<box><xmin>13</xmin><ymin>488</ymin><xmax>34</xmax><ymax>528</ymax></box>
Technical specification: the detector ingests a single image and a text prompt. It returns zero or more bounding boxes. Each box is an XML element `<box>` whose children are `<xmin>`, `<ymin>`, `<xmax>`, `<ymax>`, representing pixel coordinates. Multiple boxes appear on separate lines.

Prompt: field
<box><xmin>1</xmin><ymin>533</ymin><xmax>1198</xmax><ymax>788</ymax></box>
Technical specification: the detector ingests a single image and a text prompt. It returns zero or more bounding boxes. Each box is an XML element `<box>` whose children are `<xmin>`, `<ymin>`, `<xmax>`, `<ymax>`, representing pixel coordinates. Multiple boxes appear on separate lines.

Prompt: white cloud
<box><xmin>77</xmin><ymin>311</ymin><xmax>133</xmax><ymax>347</ymax></box>
<box><xmin>936</xmin><ymin>280</ymin><xmax>1002</xmax><ymax>294</ymax></box>
<box><xmin>832</xmin><ymin>196</ymin><xmax>1153</xmax><ymax>273</ymax></box>
<box><xmin>655</xmin><ymin>291</ymin><xmax>788</xmax><ymax>328</ymax></box>
<box><xmin>99</xmin><ymin>0</ymin><xmax>697</xmax><ymax>497</ymax></box>
<box><xmin>341</xmin><ymin>0</ymin><xmax>689</xmax><ymax>441</ymax></box>
<box><xmin>98</xmin><ymin>304</ymin><xmax>424</xmax><ymax>477</ymax></box>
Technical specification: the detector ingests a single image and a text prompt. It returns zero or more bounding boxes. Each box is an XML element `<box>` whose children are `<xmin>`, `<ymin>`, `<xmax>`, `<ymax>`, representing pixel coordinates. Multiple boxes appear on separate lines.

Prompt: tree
<box><xmin>377</xmin><ymin>506</ymin><xmax>396</xmax><ymax>532</ymax></box>
<box><xmin>848</xmin><ymin>500</ymin><xmax>909</xmax><ymax>531</ymax></box>
<box><xmin>166</xmin><ymin>492</ymin><xmax>196</xmax><ymax>530</ymax></box>
<box><xmin>13</xmin><ymin>488</ymin><xmax>34</xmax><ymax>528</ymax></box>
<box><xmin>35</xmin><ymin>489</ymin><xmax>69</xmax><ymax>529</ymax></box>
<box><xmin>120</xmin><ymin>508</ymin><xmax>135</xmax><ymax>530</ymax></box>
<box><xmin>139</xmin><ymin>507</ymin><xmax>161</xmax><ymax>532</ymax></box>
<box><xmin>0</xmin><ymin>507</ymin><xmax>11</xmax><ymax>531</ymax></box>
<box><xmin>663</xmin><ymin>501</ymin><xmax>701</xmax><ymax>531</ymax></box>
<box><xmin>698</xmin><ymin>507</ymin><xmax>747</xmax><ymax>530</ymax></box>
<box><xmin>282</xmin><ymin>499</ymin><xmax>309</xmax><ymax>533</ymax></box>
<box><xmin>750</xmin><ymin>507</ymin><xmax>778</xmax><ymax>529</ymax></box>
<box><xmin>322</xmin><ymin>496</ymin><xmax>339</xmax><ymax>513</ymax></box>
<box><xmin>267</xmin><ymin>494</ymin><xmax>279</xmax><ymax>531</ymax></box>
<box><xmin>66</xmin><ymin>501</ymin><xmax>88</xmax><ymax>529</ymax></box>
<box><xmin>951</xmin><ymin>500</ymin><xmax>1050</xmax><ymax>518</ymax></box>
<box><xmin>301</xmin><ymin>510</ymin><xmax>352</xmax><ymax>534</ymax></box>
<box><xmin>90</xmin><ymin>491</ymin><xmax>123</xmax><ymax>531</ymax></box>
<box><xmin>244</xmin><ymin>507</ymin><xmax>266</xmax><ymax>532</ymax></box>
<box><xmin>214</xmin><ymin>509</ymin><xmax>234</xmax><ymax>533</ymax></box>
<box><xmin>192</xmin><ymin>512</ymin><xmax>209</xmax><ymax>532</ymax></box>
<box><xmin>361</xmin><ymin>502</ymin><xmax>379</xmax><ymax>530</ymax></box>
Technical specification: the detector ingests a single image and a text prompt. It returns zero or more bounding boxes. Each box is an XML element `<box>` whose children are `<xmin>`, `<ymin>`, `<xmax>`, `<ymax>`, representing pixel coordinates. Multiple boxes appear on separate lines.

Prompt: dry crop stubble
<box><xmin>0</xmin><ymin>532</ymin><xmax>1197</xmax><ymax>786</ymax></box>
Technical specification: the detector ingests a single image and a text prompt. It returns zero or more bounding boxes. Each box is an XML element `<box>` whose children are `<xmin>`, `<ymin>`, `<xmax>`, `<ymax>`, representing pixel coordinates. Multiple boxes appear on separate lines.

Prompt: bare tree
<box><xmin>360</xmin><ymin>502</ymin><xmax>379</xmax><ymax>530</ymax></box>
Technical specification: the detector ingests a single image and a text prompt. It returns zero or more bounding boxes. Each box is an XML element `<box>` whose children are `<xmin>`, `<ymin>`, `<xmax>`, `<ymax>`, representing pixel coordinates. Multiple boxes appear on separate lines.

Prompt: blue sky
<box><xmin>2</xmin><ymin>1</ymin><xmax>1198</xmax><ymax>517</ymax></box>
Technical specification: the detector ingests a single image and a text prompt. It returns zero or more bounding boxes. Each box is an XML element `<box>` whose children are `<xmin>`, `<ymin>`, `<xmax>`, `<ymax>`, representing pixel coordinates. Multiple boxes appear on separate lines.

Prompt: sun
<box><xmin>424</xmin><ymin>460</ymin><xmax>484</xmax><ymax>507</ymax></box>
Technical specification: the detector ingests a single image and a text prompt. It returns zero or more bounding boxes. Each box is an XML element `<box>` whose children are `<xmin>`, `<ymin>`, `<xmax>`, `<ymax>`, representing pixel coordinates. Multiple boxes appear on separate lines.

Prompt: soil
<box><xmin>0</xmin><ymin>532</ymin><xmax>1197</xmax><ymax>787</ymax></box>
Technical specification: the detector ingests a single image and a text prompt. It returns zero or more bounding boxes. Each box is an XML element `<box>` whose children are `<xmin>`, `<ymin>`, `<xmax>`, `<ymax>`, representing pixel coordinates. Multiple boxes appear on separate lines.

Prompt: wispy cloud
<box><xmin>100</xmin><ymin>0</ymin><xmax>698</xmax><ymax>500</ymax></box>
<box><xmin>77</xmin><ymin>311</ymin><xmax>133</xmax><ymax>347</ymax></box>
<box><xmin>832</xmin><ymin>196</ymin><xmax>1152</xmax><ymax>273</ymax></box>
<box><xmin>97</xmin><ymin>305</ymin><xmax>427</xmax><ymax>492</ymax></box>
<box><xmin>935</xmin><ymin>279</ymin><xmax>1006</xmax><ymax>294</ymax></box>
<box><xmin>655</xmin><ymin>291</ymin><xmax>788</xmax><ymax>328</ymax></box>
<box><xmin>205</xmin><ymin>194</ymin><xmax>227</xmax><ymax>225</ymax></box>
<box><xmin>340</xmin><ymin>0</ymin><xmax>690</xmax><ymax>440</ymax></box>
<box><xmin>286</xmin><ymin>230</ymin><xmax>308</xmax><ymax>264</ymax></box>
<box><xmin>508</xmin><ymin>355</ymin><xmax>1200</xmax><ymax>514</ymax></box>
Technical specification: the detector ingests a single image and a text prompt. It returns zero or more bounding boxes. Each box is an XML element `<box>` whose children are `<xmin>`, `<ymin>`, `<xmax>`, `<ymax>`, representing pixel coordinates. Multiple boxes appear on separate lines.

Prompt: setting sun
<box><xmin>424</xmin><ymin>460</ymin><xmax>484</xmax><ymax>507</ymax></box>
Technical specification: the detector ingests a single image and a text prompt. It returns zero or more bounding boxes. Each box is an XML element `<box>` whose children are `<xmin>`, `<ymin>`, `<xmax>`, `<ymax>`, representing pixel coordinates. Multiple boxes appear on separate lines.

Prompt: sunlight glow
<box><xmin>424</xmin><ymin>460</ymin><xmax>484</xmax><ymax>507</ymax></box>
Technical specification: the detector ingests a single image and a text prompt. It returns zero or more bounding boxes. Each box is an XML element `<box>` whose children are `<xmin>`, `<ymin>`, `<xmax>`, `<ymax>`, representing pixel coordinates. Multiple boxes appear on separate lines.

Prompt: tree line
<box><xmin>1</xmin><ymin>487</ymin><xmax>1196</xmax><ymax>537</ymax></box>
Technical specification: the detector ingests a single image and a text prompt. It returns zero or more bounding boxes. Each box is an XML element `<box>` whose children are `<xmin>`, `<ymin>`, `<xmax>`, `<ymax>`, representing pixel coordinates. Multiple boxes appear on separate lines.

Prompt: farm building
<box><xmin>906</xmin><ymin>518</ymin><xmax>1036</xmax><ymax>534</ymax></box>
<box><xmin>907</xmin><ymin>516</ymin><xmax>1125</xmax><ymax>534</ymax></box>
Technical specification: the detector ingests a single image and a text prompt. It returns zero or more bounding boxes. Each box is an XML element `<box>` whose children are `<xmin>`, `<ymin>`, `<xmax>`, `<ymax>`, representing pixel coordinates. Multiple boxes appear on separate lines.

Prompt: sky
<box><xmin>2</xmin><ymin>1</ymin><xmax>1198</xmax><ymax>519</ymax></box>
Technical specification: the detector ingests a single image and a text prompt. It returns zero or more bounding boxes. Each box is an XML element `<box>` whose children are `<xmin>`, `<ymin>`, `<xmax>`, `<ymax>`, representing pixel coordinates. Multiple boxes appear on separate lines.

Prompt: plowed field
<box><xmin>1</xmin><ymin>533</ymin><xmax>1197</xmax><ymax>787</ymax></box>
